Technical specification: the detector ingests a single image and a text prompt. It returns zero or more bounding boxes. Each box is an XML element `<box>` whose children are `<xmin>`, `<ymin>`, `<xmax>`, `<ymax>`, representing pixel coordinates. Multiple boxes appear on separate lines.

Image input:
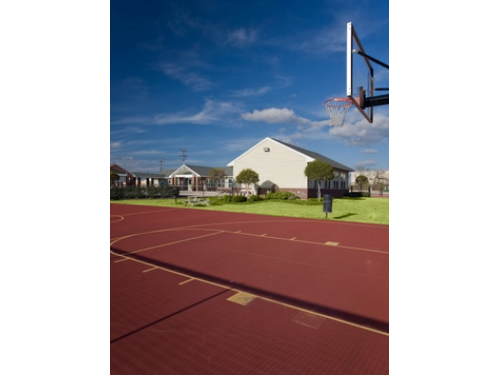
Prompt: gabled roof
<box><xmin>227</xmin><ymin>137</ymin><xmax>353</xmax><ymax>172</ymax></box>
<box><xmin>270</xmin><ymin>138</ymin><xmax>354</xmax><ymax>171</ymax></box>
<box><xmin>162</xmin><ymin>169</ymin><xmax>176</xmax><ymax>177</ymax></box>
<box><xmin>110</xmin><ymin>164</ymin><xmax>133</xmax><ymax>175</ymax></box>
<box><xmin>168</xmin><ymin>164</ymin><xmax>233</xmax><ymax>178</ymax></box>
<box><xmin>131</xmin><ymin>172</ymin><xmax>168</xmax><ymax>179</ymax></box>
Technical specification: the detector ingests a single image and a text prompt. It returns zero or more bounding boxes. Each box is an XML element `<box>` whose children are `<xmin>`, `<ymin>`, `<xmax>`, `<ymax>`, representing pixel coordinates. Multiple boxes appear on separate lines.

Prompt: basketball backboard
<box><xmin>346</xmin><ymin>22</ymin><xmax>389</xmax><ymax>123</ymax></box>
<box><xmin>324</xmin><ymin>22</ymin><xmax>388</xmax><ymax>127</ymax></box>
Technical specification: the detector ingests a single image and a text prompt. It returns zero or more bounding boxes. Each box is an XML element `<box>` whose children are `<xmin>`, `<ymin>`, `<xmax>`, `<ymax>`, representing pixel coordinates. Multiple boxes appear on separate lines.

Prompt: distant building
<box><xmin>111</xmin><ymin>137</ymin><xmax>359</xmax><ymax>199</ymax></box>
<box><xmin>110</xmin><ymin>164</ymin><xmax>168</xmax><ymax>187</ymax></box>
<box><xmin>228</xmin><ymin>137</ymin><xmax>353</xmax><ymax>199</ymax></box>
<box><xmin>168</xmin><ymin>164</ymin><xmax>233</xmax><ymax>193</ymax></box>
<box><xmin>350</xmin><ymin>169</ymin><xmax>389</xmax><ymax>194</ymax></box>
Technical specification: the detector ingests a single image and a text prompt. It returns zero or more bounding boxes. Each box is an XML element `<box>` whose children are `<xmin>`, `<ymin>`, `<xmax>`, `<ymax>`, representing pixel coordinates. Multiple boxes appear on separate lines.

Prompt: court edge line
<box><xmin>110</xmin><ymin>250</ymin><xmax>388</xmax><ymax>337</ymax></box>
<box><xmin>111</xmin><ymin>228</ymin><xmax>388</xmax><ymax>280</ymax></box>
<box><xmin>111</xmin><ymin>227</ymin><xmax>388</xmax><ymax>255</ymax></box>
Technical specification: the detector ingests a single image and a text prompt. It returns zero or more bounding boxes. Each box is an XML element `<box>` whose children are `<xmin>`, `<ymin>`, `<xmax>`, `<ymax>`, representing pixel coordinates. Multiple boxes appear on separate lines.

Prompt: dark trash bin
<box><xmin>323</xmin><ymin>195</ymin><xmax>332</xmax><ymax>217</ymax></box>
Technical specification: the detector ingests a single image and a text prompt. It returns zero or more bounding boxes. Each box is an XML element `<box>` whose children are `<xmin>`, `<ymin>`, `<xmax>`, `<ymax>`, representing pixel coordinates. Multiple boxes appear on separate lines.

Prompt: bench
<box><xmin>183</xmin><ymin>196</ymin><xmax>210</xmax><ymax>207</ymax></box>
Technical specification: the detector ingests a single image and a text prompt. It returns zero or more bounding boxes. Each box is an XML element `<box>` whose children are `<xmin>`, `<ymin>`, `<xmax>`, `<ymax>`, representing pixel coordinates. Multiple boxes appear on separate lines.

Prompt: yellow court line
<box><xmin>110</xmin><ymin>215</ymin><xmax>125</xmax><ymax>223</ymax></box>
<box><xmin>110</xmin><ymin>227</ymin><xmax>226</xmax><ymax>247</ymax></box>
<box><xmin>176</xmin><ymin>221</ymin><xmax>388</xmax><ymax>254</ymax></box>
<box><xmin>220</xmin><ymin>230</ymin><xmax>388</xmax><ymax>255</ymax></box>
<box><xmin>179</xmin><ymin>278</ymin><xmax>194</xmax><ymax>285</ymax></box>
<box><xmin>233</xmin><ymin>289</ymin><xmax>388</xmax><ymax>336</ymax></box>
<box><xmin>110</xmin><ymin>250</ymin><xmax>229</xmax><ymax>290</ymax></box>
<box><xmin>110</xmin><ymin>208</ymin><xmax>178</xmax><ymax>218</ymax></box>
<box><xmin>117</xmin><ymin>231</ymin><xmax>224</xmax><ymax>255</ymax></box>
<box><xmin>111</xmin><ymin>220</ymin><xmax>387</xmax><ymax>255</ymax></box>
<box><xmin>110</xmin><ymin>250</ymin><xmax>388</xmax><ymax>337</ymax></box>
<box><xmin>114</xmin><ymin>258</ymin><xmax>129</xmax><ymax>263</ymax></box>
<box><xmin>142</xmin><ymin>267</ymin><xmax>157</xmax><ymax>273</ymax></box>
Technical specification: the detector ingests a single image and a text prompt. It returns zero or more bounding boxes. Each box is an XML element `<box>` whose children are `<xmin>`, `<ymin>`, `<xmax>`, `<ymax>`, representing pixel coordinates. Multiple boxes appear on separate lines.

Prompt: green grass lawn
<box><xmin>111</xmin><ymin>196</ymin><xmax>389</xmax><ymax>225</ymax></box>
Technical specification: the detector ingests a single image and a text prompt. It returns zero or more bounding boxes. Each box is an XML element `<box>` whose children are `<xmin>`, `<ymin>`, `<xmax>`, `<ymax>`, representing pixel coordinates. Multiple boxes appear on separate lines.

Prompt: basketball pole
<box><xmin>352</xmin><ymin>49</ymin><xmax>389</xmax><ymax>70</ymax></box>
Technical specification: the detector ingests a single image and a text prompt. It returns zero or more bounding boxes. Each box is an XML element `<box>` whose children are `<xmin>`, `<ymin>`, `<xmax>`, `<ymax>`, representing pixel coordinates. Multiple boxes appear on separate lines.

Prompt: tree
<box><xmin>355</xmin><ymin>175</ymin><xmax>369</xmax><ymax>190</ymax></box>
<box><xmin>236</xmin><ymin>168</ymin><xmax>259</xmax><ymax>195</ymax></box>
<box><xmin>110</xmin><ymin>172</ymin><xmax>120</xmax><ymax>187</ymax></box>
<box><xmin>208</xmin><ymin>168</ymin><xmax>226</xmax><ymax>190</ymax></box>
<box><xmin>304</xmin><ymin>160</ymin><xmax>334</xmax><ymax>201</ymax></box>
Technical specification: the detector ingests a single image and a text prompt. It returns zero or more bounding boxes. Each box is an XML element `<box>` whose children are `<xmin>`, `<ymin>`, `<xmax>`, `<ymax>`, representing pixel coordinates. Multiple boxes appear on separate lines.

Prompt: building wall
<box><xmin>349</xmin><ymin>170</ymin><xmax>389</xmax><ymax>186</ymax></box>
<box><xmin>233</xmin><ymin>138</ymin><xmax>310</xmax><ymax>192</ymax></box>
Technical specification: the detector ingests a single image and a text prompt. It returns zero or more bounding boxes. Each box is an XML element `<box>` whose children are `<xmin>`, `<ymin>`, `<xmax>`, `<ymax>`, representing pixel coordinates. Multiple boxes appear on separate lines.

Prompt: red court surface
<box><xmin>110</xmin><ymin>203</ymin><xmax>389</xmax><ymax>374</ymax></box>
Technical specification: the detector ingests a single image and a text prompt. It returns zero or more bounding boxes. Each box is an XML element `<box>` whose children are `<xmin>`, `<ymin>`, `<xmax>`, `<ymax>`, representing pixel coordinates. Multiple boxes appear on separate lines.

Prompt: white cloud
<box><xmin>241</xmin><ymin>107</ymin><xmax>329</xmax><ymax>127</ymax></box>
<box><xmin>265</xmin><ymin>23</ymin><xmax>345</xmax><ymax>56</ymax></box>
<box><xmin>154</xmin><ymin>99</ymin><xmax>243</xmax><ymax>125</ymax></box>
<box><xmin>242</xmin><ymin>108</ymin><xmax>296</xmax><ymax>123</ymax></box>
<box><xmin>226</xmin><ymin>28</ymin><xmax>258</xmax><ymax>47</ymax></box>
<box><xmin>231</xmin><ymin>86</ymin><xmax>271</xmax><ymax>97</ymax></box>
<box><xmin>328</xmin><ymin>113</ymin><xmax>389</xmax><ymax>146</ymax></box>
<box><xmin>362</xmin><ymin>148</ymin><xmax>378</xmax><ymax>154</ymax></box>
<box><xmin>111</xmin><ymin>100</ymin><xmax>243</xmax><ymax>126</ymax></box>
<box><xmin>159</xmin><ymin>62</ymin><xmax>213</xmax><ymax>91</ymax></box>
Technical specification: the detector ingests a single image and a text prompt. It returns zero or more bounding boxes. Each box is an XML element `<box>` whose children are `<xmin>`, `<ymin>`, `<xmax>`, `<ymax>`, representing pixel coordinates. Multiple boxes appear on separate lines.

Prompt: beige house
<box><xmin>228</xmin><ymin>137</ymin><xmax>353</xmax><ymax>199</ymax></box>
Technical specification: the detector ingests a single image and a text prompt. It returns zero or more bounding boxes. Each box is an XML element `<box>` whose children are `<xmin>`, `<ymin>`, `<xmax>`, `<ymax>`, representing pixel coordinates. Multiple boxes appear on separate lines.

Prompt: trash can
<box><xmin>323</xmin><ymin>195</ymin><xmax>332</xmax><ymax>217</ymax></box>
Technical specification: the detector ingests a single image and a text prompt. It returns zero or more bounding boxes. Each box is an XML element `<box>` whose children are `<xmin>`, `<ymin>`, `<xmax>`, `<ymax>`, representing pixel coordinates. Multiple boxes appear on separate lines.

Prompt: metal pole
<box><xmin>352</xmin><ymin>49</ymin><xmax>389</xmax><ymax>69</ymax></box>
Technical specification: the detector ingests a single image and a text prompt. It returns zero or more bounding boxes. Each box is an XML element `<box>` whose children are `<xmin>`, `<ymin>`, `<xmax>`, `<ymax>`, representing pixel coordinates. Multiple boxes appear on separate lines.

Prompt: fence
<box><xmin>350</xmin><ymin>184</ymin><xmax>389</xmax><ymax>196</ymax></box>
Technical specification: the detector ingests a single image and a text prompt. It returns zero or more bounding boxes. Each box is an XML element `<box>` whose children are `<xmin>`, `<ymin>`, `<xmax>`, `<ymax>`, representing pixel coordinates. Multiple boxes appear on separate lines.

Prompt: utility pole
<box><xmin>158</xmin><ymin>158</ymin><xmax>164</xmax><ymax>172</ymax></box>
<box><xmin>179</xmin><ymin>150</ymin><xmax>188</xmax><ymax>163</ymax></box>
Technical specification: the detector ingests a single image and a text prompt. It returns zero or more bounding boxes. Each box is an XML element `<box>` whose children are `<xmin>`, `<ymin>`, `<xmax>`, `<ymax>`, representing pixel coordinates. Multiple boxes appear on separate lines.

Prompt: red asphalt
<box><xmin>110</xmin><ymin>203</ymin><xmax>389</xmax><ymax>374</ymax></box>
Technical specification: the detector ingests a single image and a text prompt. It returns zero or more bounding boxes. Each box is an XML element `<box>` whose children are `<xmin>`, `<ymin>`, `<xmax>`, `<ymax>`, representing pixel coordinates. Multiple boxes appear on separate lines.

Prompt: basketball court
<box><xmin>110</xmin><ymin>22</ymin><xmax>389</xmax><ymax>374</ymax></box>
<box><xmin>110</xmin><ymin>203</ymin><xmax>388</xmax><ymax>374</ymax></box>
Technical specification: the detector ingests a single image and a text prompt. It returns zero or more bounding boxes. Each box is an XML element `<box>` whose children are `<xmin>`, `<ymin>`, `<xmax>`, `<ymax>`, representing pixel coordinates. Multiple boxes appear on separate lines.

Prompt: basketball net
<box><xmin>323</xmin><ymin>98</ymin><xmax>353</xmax><ymax>127</ymax></box>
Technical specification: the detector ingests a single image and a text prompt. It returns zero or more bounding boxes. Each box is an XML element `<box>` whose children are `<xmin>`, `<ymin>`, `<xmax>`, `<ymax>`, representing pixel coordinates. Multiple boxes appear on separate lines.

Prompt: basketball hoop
<box><xmin>323</xmin><ymin>98</ymin><xmax>353</xmax><ymax>127</ymax></box>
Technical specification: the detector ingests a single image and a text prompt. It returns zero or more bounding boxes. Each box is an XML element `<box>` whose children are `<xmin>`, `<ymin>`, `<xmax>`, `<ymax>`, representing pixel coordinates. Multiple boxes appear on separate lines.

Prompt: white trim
<box><xmin>168</xmin><ymin>164</ymin><xmax>201</xmax><ymax>178</ymax></box>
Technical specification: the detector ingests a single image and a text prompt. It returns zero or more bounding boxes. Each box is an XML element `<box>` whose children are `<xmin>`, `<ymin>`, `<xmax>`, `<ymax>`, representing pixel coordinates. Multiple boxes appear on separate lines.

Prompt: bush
<box><xmin>110</xmin><ymin>187</ymin><xmax>124</xmax><ymax>200</ymax></box>
<box><xmin>248</xmin><ymin>195</ymin><xmax>264</xmax><ymax>202</ymax></box>
<box><xmin>220</xmin><ymin>194</ymin><xmax>233</xmax><ymax>203</ymax></box>
<box><xmin>110</xmin><ymin>186</ymin><xmax>178</xmax><ymax>200</ymax></box>
<box><xmin>232</xmin><ymin>195</ymin><xmax>248</xmax><ymax>203</ymax></box>
<box><xmin>264</xmin><ymin>191</ymin><xmax>298</xmax><ymax>200</ymax></box>
<box><xmin>344</xmin><ymin>192</ymin><xmax>370</xmax><ymax>198</ymax></box>
<box><xmin>124</xmin><ymin>188</ymin><xmax>143</xmax><ymax>199</ymax></box>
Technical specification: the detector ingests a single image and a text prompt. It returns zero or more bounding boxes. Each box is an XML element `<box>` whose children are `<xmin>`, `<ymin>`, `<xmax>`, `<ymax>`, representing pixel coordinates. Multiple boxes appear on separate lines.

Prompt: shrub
<box><xmin>248</xmin><ymin>195</ymin><xmax>264</xmax><ymax>202</ymax></box>
<box><xmin>264</xmin><ymin>191</ymin><xmax>298</xmax><ymax>200</ymax></box>
<box><xmin>344</xmin><ymin>192</ymin><xmax>370</xmax><ymax>198</ymax></box>
<box><xmin>232</xmin><ymin>195</ymin><xmax>248</xmax><ymax>203</ymax></box>
<box><xmin>220</xmin><ymin>194</ymin><xmax>233</xmax><ymax>203</ymax></box>
<box><xmin>110</xmin><ymin>186</ymin><xmax>179</xmax><ymax>200</ymax></box>
<box><xmin>110</xmin><ymin>187</ymin><xmax>124</xmax><ymax>200</ymax></box>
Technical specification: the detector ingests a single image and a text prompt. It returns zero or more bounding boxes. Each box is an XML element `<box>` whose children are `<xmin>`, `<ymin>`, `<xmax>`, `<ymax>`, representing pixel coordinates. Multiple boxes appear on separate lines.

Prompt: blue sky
<box><xmin>110</xmin><ymin>0</ymin><xmax>389</xmax><ymax>173</ymax></box>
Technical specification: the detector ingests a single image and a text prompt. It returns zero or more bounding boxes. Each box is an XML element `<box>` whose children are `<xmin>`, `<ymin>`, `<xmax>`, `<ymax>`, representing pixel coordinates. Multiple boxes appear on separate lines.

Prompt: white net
<box><xmin>323</xmin><ymin>98</ymin><xmax>352</xmax><ymax>127</ymax></box>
